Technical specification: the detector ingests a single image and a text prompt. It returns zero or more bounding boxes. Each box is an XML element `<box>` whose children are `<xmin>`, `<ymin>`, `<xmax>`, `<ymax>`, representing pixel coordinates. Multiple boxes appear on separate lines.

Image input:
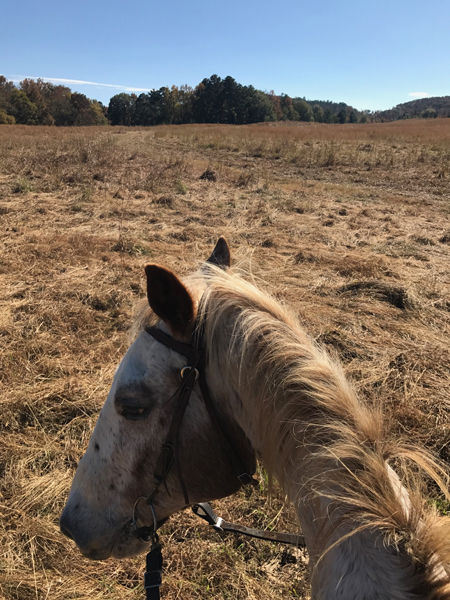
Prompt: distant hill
<box><xmin>293</xmin><ymin>98</ymin><xmax>361</xmax><ymax>123</ymax></box>
<box><xmin>376</xmin><ymin>96</ymin><xmax>450</xmax><ymax>121</ymax></box>
<box><xmin>305</xmin><ymin>99</ymin><xmax>357</xmax><ymax>115</ymax></box>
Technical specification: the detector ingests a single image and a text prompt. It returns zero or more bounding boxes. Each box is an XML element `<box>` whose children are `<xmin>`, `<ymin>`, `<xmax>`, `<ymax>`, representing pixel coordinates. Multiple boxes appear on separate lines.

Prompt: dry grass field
<box><xmin>1</xmin><ymin>119</ymin><xmax>450</xmax><ymax>600</ymax></box>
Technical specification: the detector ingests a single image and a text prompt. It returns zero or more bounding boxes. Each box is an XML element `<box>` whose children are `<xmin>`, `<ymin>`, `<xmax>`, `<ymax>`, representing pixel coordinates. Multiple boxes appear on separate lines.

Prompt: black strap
<box><xmin>152</xmin><ymin>364</ymin><xmax>199</xmax><ymax>505</ymax></box>
<box><xmin>145</xmin><ymin>542</ymin><xmax>163</xmax><ymax>600</ymax></box>
<box><xmin>145</xmin><ymin>327</ymin><xmax>200</xmax><ymax>364</ymax></box>
<box><xmin>193</xmin><ymin>503</ymin><xmax>305</xmax><ymax>547</ymax></box>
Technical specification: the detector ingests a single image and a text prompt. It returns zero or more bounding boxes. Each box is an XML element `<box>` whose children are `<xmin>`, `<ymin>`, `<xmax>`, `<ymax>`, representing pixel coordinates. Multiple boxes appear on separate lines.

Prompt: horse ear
<box><xmin>206</xmin><ymin>236</ymin><xmax>231</xmax><ymax>269</ymax></box>
<box><xmin>144</xmin><ymin>265</ymin><xmax>195</xmax><ymax>338</ymax></box>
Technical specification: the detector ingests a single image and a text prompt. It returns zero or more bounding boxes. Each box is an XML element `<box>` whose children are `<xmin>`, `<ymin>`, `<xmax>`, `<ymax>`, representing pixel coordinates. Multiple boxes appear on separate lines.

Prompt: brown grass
<box><xmin>0</xmin><ymin>120</ymin><xmax>449</xmax><ymax>599</ymax></box>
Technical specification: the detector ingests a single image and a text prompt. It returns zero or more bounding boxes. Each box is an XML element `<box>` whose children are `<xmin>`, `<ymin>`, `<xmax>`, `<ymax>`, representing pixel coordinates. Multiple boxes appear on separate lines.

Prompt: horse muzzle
<box><xmin>60</xmin><ymin>500</ymin><xmax>144</xmax><ymax>560</ymax></box>
<box><xmin>59</xmin><ymin>506</ymin><xmax>112</xmax><ymax>560</ymax></box>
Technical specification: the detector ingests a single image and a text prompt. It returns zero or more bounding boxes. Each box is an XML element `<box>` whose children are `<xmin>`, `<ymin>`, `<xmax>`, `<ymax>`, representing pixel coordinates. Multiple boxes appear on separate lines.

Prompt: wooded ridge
<box><xmin>1</xmin><ymin>74</ymin><xmax>448</xmax><ymax>126</ymax></box>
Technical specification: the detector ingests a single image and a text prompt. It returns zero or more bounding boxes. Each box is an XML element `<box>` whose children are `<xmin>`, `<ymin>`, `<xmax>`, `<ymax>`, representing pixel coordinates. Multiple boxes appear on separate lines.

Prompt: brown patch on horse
<box><xmin>145</xmin><ymin>264</ymin><xmax>195</xmax><ymax>339</ymax></box>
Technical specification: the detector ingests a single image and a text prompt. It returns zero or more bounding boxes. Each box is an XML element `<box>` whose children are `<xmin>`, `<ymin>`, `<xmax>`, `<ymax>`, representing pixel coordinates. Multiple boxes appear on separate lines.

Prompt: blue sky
<box><xmin>2</xmin><ymin>0</ymin><xmax>449</xmax><ymax>111</ymax></box>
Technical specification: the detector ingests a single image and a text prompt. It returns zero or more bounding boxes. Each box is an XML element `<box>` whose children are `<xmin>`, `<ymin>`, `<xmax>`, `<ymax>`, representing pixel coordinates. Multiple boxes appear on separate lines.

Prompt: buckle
<box><xmin>181</xmin><ymin>366</ymin><xmax>199</xmax><ymax>381</ymax></box>
<box><xmin>144</xmin><ymin>570</ymin><xmax>162</xmax><ymax>589</ymax></box>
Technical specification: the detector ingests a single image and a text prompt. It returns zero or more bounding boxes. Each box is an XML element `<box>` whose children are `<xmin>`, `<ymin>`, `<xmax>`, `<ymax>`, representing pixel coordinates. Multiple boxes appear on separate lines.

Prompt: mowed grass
<box><xmin>0</xmin><ymin>120</ymin><xmax>449</xmax><ymax>600</ymax></box>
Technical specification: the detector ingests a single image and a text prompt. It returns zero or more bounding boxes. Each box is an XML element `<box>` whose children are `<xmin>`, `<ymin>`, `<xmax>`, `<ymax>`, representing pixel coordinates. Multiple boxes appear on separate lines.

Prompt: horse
<box><xmin>60</xmin><ymin>238</ymin><xmax>450</xmax><ymax>599</ymax></box>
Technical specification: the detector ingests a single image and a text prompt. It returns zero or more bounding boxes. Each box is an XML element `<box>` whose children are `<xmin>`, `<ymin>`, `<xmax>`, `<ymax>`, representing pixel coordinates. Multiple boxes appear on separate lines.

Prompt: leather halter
<box><xmin>133</xmin><ymin>321</ymin><xmax>257</xmax><ymax>542</ymax></box>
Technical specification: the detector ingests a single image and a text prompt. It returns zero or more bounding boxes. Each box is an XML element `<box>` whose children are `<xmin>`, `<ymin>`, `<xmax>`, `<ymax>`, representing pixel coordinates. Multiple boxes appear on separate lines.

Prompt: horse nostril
<box><xmin>60</xmin><ymin>523</ymin><xmax>74</xmax><ymax>540</ymax></box>
<box><xmin>60</xmin><ymin>512</ymin><xmax>74</xmax><ymax>540</ymax></box>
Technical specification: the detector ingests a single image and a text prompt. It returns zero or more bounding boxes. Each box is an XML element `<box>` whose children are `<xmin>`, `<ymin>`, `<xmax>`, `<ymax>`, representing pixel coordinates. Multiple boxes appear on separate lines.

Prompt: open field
<box><xmin>1</xmin><ymin>119</ymin><xmax>450</xmax><ymax>600</ymax></box>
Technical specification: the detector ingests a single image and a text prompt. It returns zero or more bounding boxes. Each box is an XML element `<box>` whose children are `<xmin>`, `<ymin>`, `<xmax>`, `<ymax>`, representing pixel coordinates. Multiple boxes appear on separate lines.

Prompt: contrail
<box><xmin>8</xmin><ymin>75</ymin><xmax>151</xmax><ymax>92</ymax></box>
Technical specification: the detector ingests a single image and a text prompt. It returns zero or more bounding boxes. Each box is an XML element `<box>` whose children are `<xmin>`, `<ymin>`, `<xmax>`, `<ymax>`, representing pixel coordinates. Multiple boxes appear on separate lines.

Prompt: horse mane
<box><xmin>134</xmin><ymin>264</ymin><xmax>450</xmax><ymax>598</ymax></box>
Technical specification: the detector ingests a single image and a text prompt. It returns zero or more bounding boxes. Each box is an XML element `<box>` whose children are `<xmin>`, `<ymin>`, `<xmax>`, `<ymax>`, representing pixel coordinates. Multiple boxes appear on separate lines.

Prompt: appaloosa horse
<box><xmin>61</xmin><ymin>238</ymin><xmax>450</xmax><ymax>599</ymax></box>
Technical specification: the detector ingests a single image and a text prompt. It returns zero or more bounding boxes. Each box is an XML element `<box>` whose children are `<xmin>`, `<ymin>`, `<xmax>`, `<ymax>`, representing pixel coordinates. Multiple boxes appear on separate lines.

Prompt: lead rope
<box><xmin>192</xmin><ymin>502</ymin><xmax>305</xmax><ymax>547</ymax></box>
<box><xmin>144</xmin><ymin>533</ymin><xmax>163</xmax><ymax>600</ymax></box>
<box><xmin>142</xmin><ymin>502</ymin><xmax>306</xmax><ymax>600</ymax></box>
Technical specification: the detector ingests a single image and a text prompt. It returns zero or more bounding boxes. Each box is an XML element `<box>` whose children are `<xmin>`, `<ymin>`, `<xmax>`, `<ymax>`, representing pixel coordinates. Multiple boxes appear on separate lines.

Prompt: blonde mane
<box><xmin>136</xmin><ymin>264</ymin><xmax>450</xmax><ymax>598</ymax></box>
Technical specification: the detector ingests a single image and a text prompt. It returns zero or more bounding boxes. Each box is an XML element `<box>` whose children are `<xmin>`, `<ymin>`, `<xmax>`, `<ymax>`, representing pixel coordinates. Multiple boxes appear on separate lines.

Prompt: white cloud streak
<box><xmin>409</xmin><ymin>92</ymin><xmax>431</xmax><ymax>98</ymax></box>
<box><xmin>8</xmin><ymin>75</ymin><xmax>151</xmax><ymax>92</ymax></box>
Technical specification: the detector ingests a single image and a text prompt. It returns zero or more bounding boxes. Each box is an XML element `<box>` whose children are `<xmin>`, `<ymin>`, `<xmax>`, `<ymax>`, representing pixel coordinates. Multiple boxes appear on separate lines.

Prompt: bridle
<box><xmin>131</xmin><ymin>315</ymin><xmax>258</xmax><ymax>599</ymax></box>
<box><xmin>137</xmin><ymin>321</ymin><xmax>258</xmax><ymax>525</ymax></box>
<box><xmin>132</xmin><ymin>313</ymin><xmax>305</xmax><ymax>600</ymax></box>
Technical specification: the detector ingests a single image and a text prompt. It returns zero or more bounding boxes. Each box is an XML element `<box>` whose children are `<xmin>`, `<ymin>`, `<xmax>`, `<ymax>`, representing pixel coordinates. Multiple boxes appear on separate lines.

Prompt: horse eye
<box><xmin>120</xmin><ymin>405</ymin><xmax>147</xmax><ymax>421</ymax></box>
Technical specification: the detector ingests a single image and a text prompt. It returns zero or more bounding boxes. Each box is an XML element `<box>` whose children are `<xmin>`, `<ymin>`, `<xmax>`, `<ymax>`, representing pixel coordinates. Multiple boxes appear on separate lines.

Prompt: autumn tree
<box><xmin>69</xmin><ymin>93</ymin><xmax>94</xmax><ymax>125</ymax></box>
<box><xmin>42</xmin><ymin>84</ymin><xmax>76</xmax><ymax>126</ymax></box>
<box><xmin>20</xmin><ymin>79</ymin><xmax>54</xmax><ymax>124</ymax></box>
<box><xmin>267</xmin><ymin>90</ymin><xmax>283</xmax><ymax>121</ymax></box>
<box><xmin>280</xmin><ymin>94</ymin><xmax>299</xmax><ymax>120</ymax></box>
<box><xmin>0</xmin><ymin>110</ymin><xmax>15</xmax><ymax>124</ymax></box>
<box><xmin>91</xmin><ymin>101</ymin><xmax>109</xmax><ymax>125</ymax></box>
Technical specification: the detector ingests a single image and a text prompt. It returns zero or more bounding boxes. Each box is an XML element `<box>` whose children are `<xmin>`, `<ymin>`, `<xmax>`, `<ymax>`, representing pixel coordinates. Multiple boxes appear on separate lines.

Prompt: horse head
<box><xmin>60</xmin><ymin>238</ymin><xmax>256</xmax><ymax>560</ymax></box>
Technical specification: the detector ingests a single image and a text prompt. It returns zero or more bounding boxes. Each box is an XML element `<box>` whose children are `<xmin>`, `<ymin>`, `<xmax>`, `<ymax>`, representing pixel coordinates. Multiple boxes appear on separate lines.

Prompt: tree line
<box><xmin>5</xmin><ymin>74</ymin><xmax>446</xmax><ymax>127</ymax></box>
<box><xmin>105</xmin><ymin>76</ymin><xmax>364</xmax><ymax>126</ymax></box>
<box><xmin>0</xmin><ymin>74</ymin><xmax>366</xmax><ymax>127</ymax></box>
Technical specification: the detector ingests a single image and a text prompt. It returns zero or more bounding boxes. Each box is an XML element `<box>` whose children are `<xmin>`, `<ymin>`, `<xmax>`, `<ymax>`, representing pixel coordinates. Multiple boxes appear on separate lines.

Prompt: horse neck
<box><xmin>309</xmin><ymin>528</ymin><xmax>418</xmax><ymax>600</ymax></box>
<box><xmin>204</xmin><ymin>308</ymin><xmax>419</xmax><ymax>600</ymax></box>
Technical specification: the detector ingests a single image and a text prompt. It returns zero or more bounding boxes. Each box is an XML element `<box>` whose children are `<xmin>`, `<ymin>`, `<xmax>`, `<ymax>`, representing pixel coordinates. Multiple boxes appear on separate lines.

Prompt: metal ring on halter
<box><xmin>132</xmin><ymin>496</ymin><xmax>160</xmax><ymax>541</ymax></box>
<box><xmin>132</xmin><ymin>496</ymin><xmax>147</xmax><ymax>530</ymax></box>
<box><xmin>148</xmin><ymin>503</ymin><xmax>158</xmax><ymax>533</ymax></box>
<box><xmin>181</xmin><ymin>366</ymin><xmax>199</xmax><ymax>381</ymax></box>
